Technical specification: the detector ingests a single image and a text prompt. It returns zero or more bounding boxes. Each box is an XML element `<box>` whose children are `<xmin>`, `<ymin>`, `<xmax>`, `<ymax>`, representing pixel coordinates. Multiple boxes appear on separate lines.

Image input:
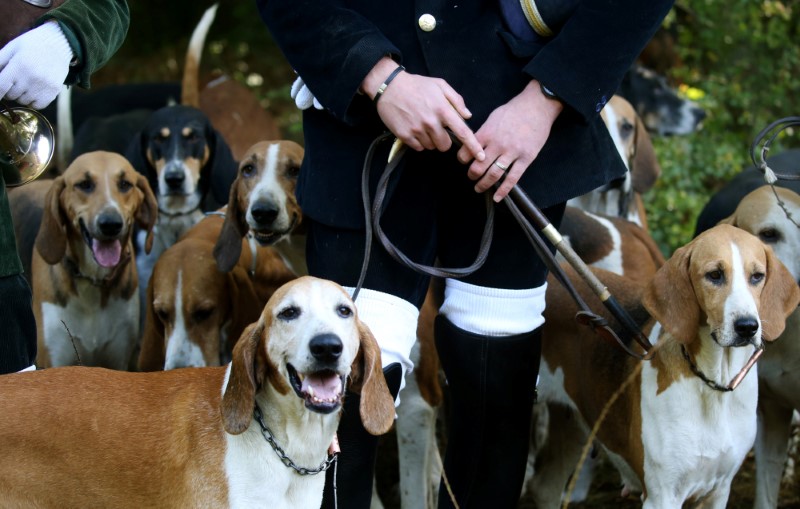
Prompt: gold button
<box><xmin>418</xmin><ymin>14</ymin><xmax>436</xmax><ymax>32</ymax></box>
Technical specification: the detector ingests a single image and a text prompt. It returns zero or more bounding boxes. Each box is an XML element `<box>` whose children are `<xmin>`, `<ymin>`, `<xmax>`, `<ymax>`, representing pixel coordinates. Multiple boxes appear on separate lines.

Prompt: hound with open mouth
<box><xmin>0</xmin><ymin>276</ymin><xmax>396</xmax><ymax>508</ymax></box>
<box><xmin>31</xmin><ymin>150</ymin><xmax>157</xmax><ymax>369</ymax></box>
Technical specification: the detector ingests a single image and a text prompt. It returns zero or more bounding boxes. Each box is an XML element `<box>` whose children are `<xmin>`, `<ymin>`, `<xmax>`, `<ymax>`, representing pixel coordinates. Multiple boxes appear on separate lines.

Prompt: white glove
<box><xmin>0</xmin><ymin>21</ymin><xmax>74</xmax><ymax>109</ymax></box>
<box><xmin>290</xmin><ymin>75</ymin><xmax>323</xmax><ymax>110</ymax></box>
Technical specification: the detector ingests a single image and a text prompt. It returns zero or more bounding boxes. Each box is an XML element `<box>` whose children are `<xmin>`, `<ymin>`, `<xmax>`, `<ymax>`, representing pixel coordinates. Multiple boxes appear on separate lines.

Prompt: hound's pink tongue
<box><xmin>92</xmin><ymin>239</ymin><xmax>122</xmax><ymax>268</ymax></box>
<box><xmin>301</xmin><ymin>373</ymin><xmax>342</xmax><ymax>401</ymax></box>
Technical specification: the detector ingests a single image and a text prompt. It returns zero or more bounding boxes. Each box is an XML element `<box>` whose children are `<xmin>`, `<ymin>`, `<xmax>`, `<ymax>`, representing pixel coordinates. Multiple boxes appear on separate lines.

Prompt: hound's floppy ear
<box><xmin>124</xmin><ymin>132</ymin><xmax>159</xmax><ymax>193</ymax></box>
<box><xmin>35</xmin><ymin>177</ymin><xmax>67</xmax><ymax>264</ymax></box>
<box><xmin>349</xmin><ymin>319</ymin><xmax>396</xmax><ymax>436</ymax></box>
<box><xmin>134</xmin><ymin>173</ymin><xmax>159</xmax><ymax>254</ymax></box>
<box><xmin>718</xmin><ymin>212</ymin><xmax>737</xmax><ymax>226</ymax></box>
<box><xmin>138</xmin><ymin>277</ymin><xmax>166</xmax><ymax>372</ymax></box>
<box><xmin>213</xmin><ymin>184</ymin><xmax>247</xmax><ymax>273</ymax></box>
<box><xmin>225</xmin><ymin>266</ymin><xmax>264</xmax><ymax>355</ymax></box>
<box><xmin>759</xmin><ymin>245</ymin><xmax>800</xmax><ymax>341</ymax></box>
<box><xmin>631</xmin><ymin>117</ymin><xmax>661</xmax><ymax>194</ymax></box>
<box><xmin>221</xmin><ymin>320</ymin><xmax>266</xmax><ymax>434</ymax></box>
<box><xmin>642</xmin><ymin>240</ymin><xmax>700</xmax><ymax>343</ymax></box>
<box><xmin>208</xmin><ymin>130</ymin><xmax>238</xmax><ymax>207</ymax></box>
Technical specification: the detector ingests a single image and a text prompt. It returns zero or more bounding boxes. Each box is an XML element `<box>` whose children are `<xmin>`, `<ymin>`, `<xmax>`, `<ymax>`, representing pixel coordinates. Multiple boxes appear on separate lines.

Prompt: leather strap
<box><xmin>356</xmin><ymin>131</ymin><xmax>654</xmax><ymax>360</ymax></box>
<box><xmin>750</xmin><ymin>116</ymin><xmax>800</xmax><ymax>182</ymax></box>
<box><xmin>354</xmin><ymin>132</ymin><xmax>495</xmax><ymax>299</ymax></box>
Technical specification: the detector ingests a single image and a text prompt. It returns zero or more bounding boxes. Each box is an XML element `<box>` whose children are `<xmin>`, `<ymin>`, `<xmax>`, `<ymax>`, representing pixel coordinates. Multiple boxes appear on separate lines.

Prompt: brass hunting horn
<box><xmin>0</xmin><ymin>103</ymin><xmax>54</xmax><ymax>187</ymax></box>
<box><xmin>0</xmin><ymin>0</ymin><xmax>65</xmax><ymax>187</ymax></box>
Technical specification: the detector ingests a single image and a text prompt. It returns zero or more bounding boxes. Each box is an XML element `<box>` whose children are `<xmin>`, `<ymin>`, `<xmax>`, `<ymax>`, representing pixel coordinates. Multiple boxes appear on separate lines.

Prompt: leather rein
<box><xmin>354</xmin><ymin>131</ymin><xmax>655</xmax><ymax>361</ymax></box>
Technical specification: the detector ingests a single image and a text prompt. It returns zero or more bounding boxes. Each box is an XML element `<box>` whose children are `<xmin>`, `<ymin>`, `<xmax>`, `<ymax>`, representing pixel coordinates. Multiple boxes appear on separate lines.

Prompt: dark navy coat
<box><xmin>257</xmin><ymin>0</ymin><xmax>675</xmax><ymax>228</ymax></box>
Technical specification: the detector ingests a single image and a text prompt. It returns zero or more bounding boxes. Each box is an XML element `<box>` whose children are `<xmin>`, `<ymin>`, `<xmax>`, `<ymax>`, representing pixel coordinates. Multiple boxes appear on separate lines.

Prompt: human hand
<box><xmin>0</xmin><ymin>21</ymin><xmax>74</xmax><ymax>109</ymax></box>
<box><xmin>290</xmin><ymin>75</ymin><xmax>323</xmax><ymax>110</ymax></box>
<box><xmin>458</xmin><ymin>80</ymin><xmax>563</xmax><ymax>202</ymax></box>
<box><xmin>363</xmin><ymin>58</ymin><xmax>485</xmax><ymax>162</ymax></box>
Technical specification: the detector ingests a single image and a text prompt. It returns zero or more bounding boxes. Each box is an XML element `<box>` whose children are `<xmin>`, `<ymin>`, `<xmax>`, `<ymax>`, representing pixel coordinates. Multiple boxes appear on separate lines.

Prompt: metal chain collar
<box><xmin>680</xmin><ymin>344</ymin><xmax>763</xmax><ymax>392</ymax></box>
<box><xmin>253</xmin><ymin>404</ymin><xmax>338</xmax><ymax>475</ymax></box>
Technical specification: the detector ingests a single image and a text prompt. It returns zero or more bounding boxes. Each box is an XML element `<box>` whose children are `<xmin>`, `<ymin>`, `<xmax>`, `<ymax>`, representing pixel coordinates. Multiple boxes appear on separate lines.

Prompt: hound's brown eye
<box><xmin>118</xmin><ymin>179</ymin><xmax>132</xmax><ymax>192</ymax></box>
<box><xmin>706</xmin><ymin>270</ymin><xmax>724</xmax><ymax>284</ymax></box>
<box><xmin>750</xmin><ymin>272</ymin><xmax>765</xmax><ymax>285</ymax></box>
<box><xmin>241</xmin><ymin>164</ymin><xmax>256</xmax><ymax>177</ymax></box>
<box><xmin>155</xmin><ymin>309</ymin><xmax>168</xmax><ymax>323</ymax></box>
<box><xmin>620</xmin><ymin>120</ymin><xmax>634</xmax><ymax>136</ymax></box>
<box><xmin>76</xmin><ymin>179</ymin><xmax>94</xmax><ymax>192</ymax></box>
<box><xmin>286</xmin><ymin>165</ymin><xmax>300</xmax><ymax>178</ymax></box>
<box><xmin>337</xmin><ymin>305</ymin><xmax>353</xmax><ymax>318</ymax></box>
<box><xmin>759</xmin><ymin>228</ymin><xmax>779</xmax><ymax>244</ymax></box>
<box><xmin>193</xmin><ymin>307</ymin><xmax>213</xmax><ymax>323</ymax></box>
<box><xmin>278</xmin><ymin>306</ymin><xmax>300</xmax><ymax>321</ymax></box>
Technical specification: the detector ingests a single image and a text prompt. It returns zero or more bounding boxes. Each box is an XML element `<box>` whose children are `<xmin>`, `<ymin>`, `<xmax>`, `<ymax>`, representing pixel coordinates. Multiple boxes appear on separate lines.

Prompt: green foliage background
<box><xmin>95</xmin><ymin>0</ymin><xmax>800</xmax><ymax>257</ymax></box>
<box><xmin>647</xmin><ymin>0</ymin><xmax>800</xmax><ymax>255</ymax></box>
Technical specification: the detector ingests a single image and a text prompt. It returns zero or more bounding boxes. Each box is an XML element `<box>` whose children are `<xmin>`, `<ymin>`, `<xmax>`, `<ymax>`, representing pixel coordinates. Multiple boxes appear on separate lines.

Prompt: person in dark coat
<box><xmin>0</xmin><ymin>0</ymin><xmax>130</xmax><ymax>374</ymax></box>
<box><xmin>258</xmin><ymin>1</ymin><xmax>674</xmax><ymax>507</ymax></box>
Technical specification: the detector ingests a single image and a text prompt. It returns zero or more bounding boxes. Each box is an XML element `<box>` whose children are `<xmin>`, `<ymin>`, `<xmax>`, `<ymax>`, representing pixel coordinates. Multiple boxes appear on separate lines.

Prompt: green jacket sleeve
<box><xmin>36</xmin><ymin>0</ymin><xmax>130</xmax><ymax>88</ymax></box>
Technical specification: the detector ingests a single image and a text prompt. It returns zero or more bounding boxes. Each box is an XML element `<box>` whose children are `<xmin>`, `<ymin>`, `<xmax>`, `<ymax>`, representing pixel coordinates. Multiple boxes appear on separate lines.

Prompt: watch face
<box><xmin>540</xmin><ymin>83</ymin><xmax>558</xmax><ymax>100</ymax></box>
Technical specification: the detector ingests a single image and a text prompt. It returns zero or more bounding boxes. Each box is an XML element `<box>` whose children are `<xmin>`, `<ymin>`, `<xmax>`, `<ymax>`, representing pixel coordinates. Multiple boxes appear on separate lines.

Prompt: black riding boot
<box><xmin>320</xmin><ymin>362</ymin><xmax>403</xmax><ymax>509</ymax></box>
<box><xmin>435</xmin><ymin>315</ymin><xmax>541</xmax><ymax>509</ymax></box>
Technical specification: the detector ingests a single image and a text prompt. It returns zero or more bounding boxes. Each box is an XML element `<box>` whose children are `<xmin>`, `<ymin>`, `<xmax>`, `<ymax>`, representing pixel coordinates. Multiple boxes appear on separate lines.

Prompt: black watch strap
<box><xmin>539</xmin><ymin>81</ymin><xmax>561</xmax><ymax>102</ymax></box>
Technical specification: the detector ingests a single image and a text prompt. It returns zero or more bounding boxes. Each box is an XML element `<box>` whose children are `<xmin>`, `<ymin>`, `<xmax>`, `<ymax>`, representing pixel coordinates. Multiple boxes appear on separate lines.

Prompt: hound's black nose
<box><xmin>97</xmin><ymin>212</ymin><xmax>123</xmax><ymax>237</ymax></box>
<box><xmin>733</xmin><ymin>316</ymin><xmax>759</xmax><ymax>345</ymax></box>
<box><xmin>309</xmin><ymin>334</ymin><xmax>343</xmax><ymax>363</ymax></box>
<box><xmin>251</xmin><ymin>201</ymin><xmax>279</xmax><ymax>226</ymax></box>
<box><xmin>164</xmin><ymin>170</ymin><xmax>185</xmax><ymax>190</ymax></box>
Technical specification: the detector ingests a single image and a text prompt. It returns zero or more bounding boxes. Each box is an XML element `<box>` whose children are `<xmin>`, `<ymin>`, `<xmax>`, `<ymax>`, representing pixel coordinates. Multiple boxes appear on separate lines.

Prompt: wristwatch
<box><xmin>539</xmin><ymin>81</ymin><xmax>561</xmax><ymax>103</ymax></box>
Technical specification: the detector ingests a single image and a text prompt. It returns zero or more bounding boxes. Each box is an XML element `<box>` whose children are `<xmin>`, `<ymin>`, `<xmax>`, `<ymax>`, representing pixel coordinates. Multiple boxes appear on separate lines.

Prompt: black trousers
<box><xmin>306</xmin><ymin>146</ymin><xmax>565</xmax><ymax>307</ymax></box>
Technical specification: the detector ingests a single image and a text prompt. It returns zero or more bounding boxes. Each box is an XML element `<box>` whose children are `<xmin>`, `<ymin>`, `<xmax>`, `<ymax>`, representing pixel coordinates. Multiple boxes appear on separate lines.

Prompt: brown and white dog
<box><xmin>559</xmin><ymin>206</ymin><xmax>666</xmax><ymax>284</ymax></box>
<box><xmin>718</xmin><ymin>185</ymin><xmax>800</xmax><ymax>509</ymax></box>
<box><xmin>522</xmin><ymin>206</ymin><xmax>667</xmax><ymax>502</ymax></box>
<box><xmin>530</xmin><ymin>224</ymin><xmax>800</xmax><ymax>508</ymax></box>
<box><xmin>31</xmin><ymin>151</ymin><xmax>157</xmax><ymax>369</ymax></box>
<box><xmin>568</xmin><ymin>95</ymin><xmax>661</xmax><ymax>229</ymax></box>
<box><xmin>0</xmin><ymin>276</ymin><xmax>396</xmax><ymax>509</ymax></box>
<box><xmin>137</xmin><ymin>214</ymin><xmax>297</xmax><ymax>372</ymax></box>
<box><xmin>214</xmin><ymin>139</ymin><xmax>306</xmax><ymax>277</ymax></box>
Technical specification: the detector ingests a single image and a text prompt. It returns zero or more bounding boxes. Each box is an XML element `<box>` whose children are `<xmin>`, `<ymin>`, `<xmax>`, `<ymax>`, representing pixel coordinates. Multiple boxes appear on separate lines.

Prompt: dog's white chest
<box><xmin>224</xmin><ymin>425</ymin><xmax>330</xmax><ymax>509</ymax></box>
<box><xmin>41</xmin><ymin>292</ymin><xmax>139</xmax><ymax>369</ymax></box>
<box><xmin>639</xmin><ymin>350</ymin><xmax>758</xmax><ymax>504</ymax></box>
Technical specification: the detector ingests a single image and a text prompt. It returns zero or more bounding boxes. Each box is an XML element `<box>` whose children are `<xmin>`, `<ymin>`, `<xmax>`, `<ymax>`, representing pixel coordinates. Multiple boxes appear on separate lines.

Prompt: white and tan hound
<box><xmin>0</xmin><ymin>276</ymin><xmax>396</xmax><ymax>509</ymax></box>
<box><xmin>530</xmin><ymin>224</ymin><xmax>800</xmax><ymax>508</ymax></box>
<box><xmin>568</xmin><ymin>95</ymin><xmax>661</xmax><ymax>229</ymax></box>
<box><xmin>215</xmin><ymin>139</ymin><xmax>306</xmax><ymax>277</ymax></box>
<box><xmin>31</xmin><ymin>151</ymin><xmax>157</xmax><ymax>370</ymax></box>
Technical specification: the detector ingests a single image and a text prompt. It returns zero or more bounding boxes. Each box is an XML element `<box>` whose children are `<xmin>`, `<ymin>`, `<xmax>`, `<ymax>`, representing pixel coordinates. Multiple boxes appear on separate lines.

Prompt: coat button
<box><xmin>418</xmin><ymin>13</ymin><xmax>437</xmax><ymax>32</ymax></box>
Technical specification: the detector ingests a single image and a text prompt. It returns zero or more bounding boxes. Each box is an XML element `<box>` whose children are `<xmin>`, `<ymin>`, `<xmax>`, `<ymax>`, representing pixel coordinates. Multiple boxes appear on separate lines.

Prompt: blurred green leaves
<box><xmin>646</xmin><ymin>0</ymin><xmax>800</xmax><ymax>255</ymax></box>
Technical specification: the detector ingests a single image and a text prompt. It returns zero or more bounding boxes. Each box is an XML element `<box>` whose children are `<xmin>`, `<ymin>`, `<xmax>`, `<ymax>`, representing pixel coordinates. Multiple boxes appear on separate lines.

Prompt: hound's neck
<box><xmin>252</xmin><ymin>386</ymin><xmax>339</xmax><ymax>465</ymax></box>
<box><xmin>653</xmin><ymin>324</ymin><xmax>758</xmax><ymax>391</ymax></box>
<box><xmin>149</xmin><ymin>208</ymin><xmax>205</xmax><ymax>259</ymax></box>
<box><xmin>274</xmin><ymin>234</ymin><xmax>308</xmax><ymax>277</ymax></box>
